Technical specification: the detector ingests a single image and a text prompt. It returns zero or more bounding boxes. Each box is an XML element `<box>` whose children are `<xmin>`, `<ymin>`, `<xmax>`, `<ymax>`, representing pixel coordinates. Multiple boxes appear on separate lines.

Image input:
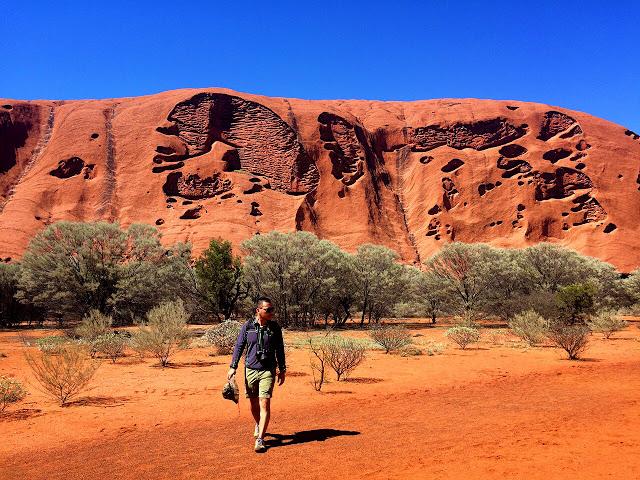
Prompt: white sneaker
<box><xmin>254</xmin><ymin>438</ymin><xmax>266</xmax><ymax>452</ymax></box>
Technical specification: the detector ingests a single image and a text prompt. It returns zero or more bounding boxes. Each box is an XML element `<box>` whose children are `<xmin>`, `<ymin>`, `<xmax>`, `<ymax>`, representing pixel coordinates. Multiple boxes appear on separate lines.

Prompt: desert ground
<box><xmin>1</xmin><ymin>319</ymin><xmax>639</xmax><ymax>480</ymax></box>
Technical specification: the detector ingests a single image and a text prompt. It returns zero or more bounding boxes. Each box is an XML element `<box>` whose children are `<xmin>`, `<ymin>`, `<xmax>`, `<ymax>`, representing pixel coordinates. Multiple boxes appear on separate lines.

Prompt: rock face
<box><xmin>0</xmin><ymin>90</ymin><xmax>639</xmax><ymax>271</ymax></box>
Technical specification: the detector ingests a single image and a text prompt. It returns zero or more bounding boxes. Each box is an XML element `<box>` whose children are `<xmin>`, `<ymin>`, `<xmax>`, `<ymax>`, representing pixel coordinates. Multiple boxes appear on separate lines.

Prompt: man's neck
<box><xmin>255</xmin><ymin>315</ymin><xmax>267</xmax><ymax>326</ymax></box>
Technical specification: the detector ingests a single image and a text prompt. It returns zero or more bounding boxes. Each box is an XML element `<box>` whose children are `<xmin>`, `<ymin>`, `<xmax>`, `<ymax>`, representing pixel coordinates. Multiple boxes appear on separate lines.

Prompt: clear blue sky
<box><xmin>1</xmin><ymin>1</ymin><xmax>639</xmax><ymax>131</ymax></box>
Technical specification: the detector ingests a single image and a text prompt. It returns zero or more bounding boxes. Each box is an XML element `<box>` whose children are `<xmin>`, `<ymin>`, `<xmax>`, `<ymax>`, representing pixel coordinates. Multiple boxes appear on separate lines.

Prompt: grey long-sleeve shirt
<box><xmin>230</xmin><ymin>319</ymin><xmax>286</xmax><ymax>372</ymax></box>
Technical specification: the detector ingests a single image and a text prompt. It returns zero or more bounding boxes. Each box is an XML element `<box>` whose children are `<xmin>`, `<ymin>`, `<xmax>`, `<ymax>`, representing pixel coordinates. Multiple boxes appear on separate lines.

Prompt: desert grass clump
<box><xmin>509</xmin><ymin>310</ymin><xmax>549</xmax><ymax>346</ymax></box>
<box><xmin>35</xmin><ymin>336</ymin><xmax>70</xmax><ymax>354</ymax></box>
<box><xmin>444</xmin><ymin>326</ymin><xmax>480</xmax><ymax>350</ymax></box>
<box><xmin>546</xmin><ymin>323</ymin><xmax>590</xmax><ymax>360</ymax></box>
<box><xmin>75</xmin><ymin>310</ymin><xmax>113</xmax><ymax>341</ymax></box>
<box><xmin>0</xmin><ymin>376</ymin><xmax>27</xmax><ymax>412</ymax></box>
<box><xmin>369</xmin><ymin>324</ymin><xmax>413</xmax><ymax>353</ymax></box>
<box><xmin>131</xmin><ymin>299</ymin><xmax>190</xmax><ymax>367</ymax></box>
<box><xmin>587</xmin><ymin>310</ymin><xmax>628</xmax><ymax>339</ymax></box>
<box><xmin>25</xmin><ymin>344</ymin><xmax>100</xmax><ymax>406</ymax></box>
<box><xmin>93</xmin><ymin>333</ymin><xmax>126</xmax><ymax>363</ymax></box>
<box><xmin>323</xmin><ymin>335</ymin><xmax>366</xmax><ymax>381</ymax></box>
<box><xmin>203</xmin><ymin>320</ymin><xmax>242</xmax><ymax>355</ymax></box>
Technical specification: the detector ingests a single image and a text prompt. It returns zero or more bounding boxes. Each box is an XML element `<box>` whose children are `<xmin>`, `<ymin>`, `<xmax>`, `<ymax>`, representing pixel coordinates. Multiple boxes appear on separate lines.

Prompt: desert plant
<box><xmin>35</xmin><ymin>336</ymin><xmax>70</xmax><ymax>354</ymax></box>
<box><xmin>92</xmin><ymin>333</ymin><xmax>126</xmax><ymax>363</ymax></box>
<box><xmin>203</xmin><ymin>320</ymin><xmax>242</xmax><ymax>355</ymax></box>
<box><xmin>546</xmin><ymin>323</ymin><xmax>590</xmax><ymax>360</ymax></box>
<box><xmin>24</xmin><ymin>344</ymin><xmax>101</xmax><ymax>406</ymax></box>
<box><xmin>399</xmin><ymin>345</ymin><xmax>423</xmax><ymax>356</ymax></box>
<box><xmin>587</xmin><ymin>310</ymin><xmax>628</xmax><ymax>339</ymax></box>
<box><xmin>0</xmin><ymin>376</ymin><xmax>27</xmax><ymax>412</ymax></box>
<box><xmin>369</xmin><ymin>324</ymin><xmax>413</xmax><ymax>353</ymax></box>
<box><xmin>75</xmin><ymin>310</ymin><xmax>113</xmax><ymax>341</ymax></box>
<box><xmin>307</xmin><ymin>336</ymin><xmax>329</xmax><ymax>391</ymax></box>
<box><xmin>132</xmin><ymin>299</ymin><xmax>190</xmax><ymax>367</ymax></box>
<box><xmin>444</xmin><ymin>326</ymin><xmax>480</xmax><ymax>350</ymax></box>
<box><xmin>509</xmin><ymin>310</ymin><xmax>550</xmax><ymax>346</ymax></box>
<box><xmin>323</xmin><ymin>335</ymin><xmax>366</xmax><ymax>381</ymax></box>
<box><xmin>423</xmin><ymin>341</ymin><xmax>447</xmax><ymax>356</ymax></box>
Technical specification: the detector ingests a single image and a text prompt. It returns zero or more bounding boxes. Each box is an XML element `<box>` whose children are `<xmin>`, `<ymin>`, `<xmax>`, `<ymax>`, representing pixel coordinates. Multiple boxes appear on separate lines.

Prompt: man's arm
<box><xmin>275</xmin><ymin>325</ymin><xmax>286</xmax><ymax>373</ymax></box>
<box><xmin>227</xmin><ymin>322</ymin><xmax>247</xmax><ymax>378</ymax></box>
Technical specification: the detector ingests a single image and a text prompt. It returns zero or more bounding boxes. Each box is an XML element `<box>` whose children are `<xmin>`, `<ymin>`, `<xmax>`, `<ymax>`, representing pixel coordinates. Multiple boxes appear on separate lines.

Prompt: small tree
<box><xmin>369</xmin><ymin>325</ymin><xmax>413</xmax><ymax>353</ymax></box>
<box><xmin>445</xmin><ymin>326</ymin><xmax>480</xmax><ymax>350</ymax></box>
<box><xmin>546</xmin><ymin>322</ymin><xmax>590</xmax><ymax>360</ymax></box>
<box><xmin>203</xmin><ymin>320</ymin><xmax>242</xmax><ymax>355</ymax></box>
<box><xmin>0</xmin><ymin>376</ymin><xmax>27</xmax><ymax>412</ymax></box>
<box><xmin>587</xmin><ymin>310</ymin><xmax>628</xmax><ymax>339</ymax></box>
<box><xmin>25</xmin><ymin>344</ymin><xmax>101</xmax><ymax>406</ymax></box>
<box><xmin>132</xmin><ymin>299</ymin><xmax>190</xmax><ymax>367</ymax></box>
<box><xmin>509</xmin><ymin>310</ymin><xmax>549</xmax><ymax>346</ymax></box>
<box><xmin>307</xmin><ymin>336</ymin><xmax>330</xmax><ymax>391</ymax></box>
<box><xmin>323</xmin><ymin>335</ymin><xmax>366</xmax><ymax>381</ymax></box>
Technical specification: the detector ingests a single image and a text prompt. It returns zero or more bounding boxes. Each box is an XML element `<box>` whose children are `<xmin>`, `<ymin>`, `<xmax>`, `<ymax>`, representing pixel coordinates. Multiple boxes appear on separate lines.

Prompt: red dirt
<box><xmin>1</xmin><ymin>91</ymin><xmax>639</xmax><ymax>270</ymax></box>
<box><xmin>1</xmin><ymin>321</ymin><xmax>639</xmax><ymax>479</ymax></box>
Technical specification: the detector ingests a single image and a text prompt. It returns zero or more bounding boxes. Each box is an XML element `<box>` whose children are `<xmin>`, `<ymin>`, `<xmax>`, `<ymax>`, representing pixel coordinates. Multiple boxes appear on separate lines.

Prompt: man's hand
<box><xmin>227</xmin><ymin>367</ymin><xmax>236</xmax><ymax>380</ymax></box>
<box><xmin>277</xmin><ymin>371</ymin><xmax>286</xmax><ymax>386</ymax></box>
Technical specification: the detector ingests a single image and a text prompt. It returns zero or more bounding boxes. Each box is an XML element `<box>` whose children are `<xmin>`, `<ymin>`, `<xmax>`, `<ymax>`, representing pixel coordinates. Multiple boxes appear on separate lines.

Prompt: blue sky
<box><xmin>1</xmin><ymin>1</ymin><xmax>638</xmax><ymax>131</ymax></box>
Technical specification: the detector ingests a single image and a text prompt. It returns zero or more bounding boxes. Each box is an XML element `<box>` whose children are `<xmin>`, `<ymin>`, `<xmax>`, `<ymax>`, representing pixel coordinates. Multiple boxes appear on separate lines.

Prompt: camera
<box><xmin>257</xmin><ymin>349</ymin><xmax>269</xmax><ymax>362</ymax></box>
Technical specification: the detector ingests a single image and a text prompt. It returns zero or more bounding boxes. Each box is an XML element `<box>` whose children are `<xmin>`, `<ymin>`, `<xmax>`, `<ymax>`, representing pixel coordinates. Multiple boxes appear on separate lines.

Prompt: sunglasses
<box><xmin>261</xmin><ymin>306</ymin><xmax>275</xmax><ymax>313</ymax></box>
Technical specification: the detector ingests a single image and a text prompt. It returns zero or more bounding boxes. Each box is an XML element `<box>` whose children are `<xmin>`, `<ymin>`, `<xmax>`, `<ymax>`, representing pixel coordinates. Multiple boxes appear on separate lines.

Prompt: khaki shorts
<box><xmin>244</xmin><ymin>368</ymin><xmax>275</xmax><ymax>399</ymax></box>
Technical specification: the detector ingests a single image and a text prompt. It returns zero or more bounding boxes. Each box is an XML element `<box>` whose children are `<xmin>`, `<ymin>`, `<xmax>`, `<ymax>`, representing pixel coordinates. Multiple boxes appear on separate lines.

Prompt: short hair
<box><xmin>256</xmin><ymin>296</ymin><xmax>272</xmax><ymax>308</ymax></box>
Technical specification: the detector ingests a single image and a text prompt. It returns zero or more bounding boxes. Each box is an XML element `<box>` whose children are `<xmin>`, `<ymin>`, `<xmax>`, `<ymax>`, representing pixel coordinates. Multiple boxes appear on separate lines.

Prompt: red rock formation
<box><xmin>0</xmin><ymin>89</ymin><xmax>639</xmax><ymax>271</ymax></box>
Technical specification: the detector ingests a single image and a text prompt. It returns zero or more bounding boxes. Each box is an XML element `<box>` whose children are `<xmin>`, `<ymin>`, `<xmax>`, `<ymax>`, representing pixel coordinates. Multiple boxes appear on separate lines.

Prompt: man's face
<box><xmin>257</xmin><ymin>302</ymin><xmax>274</xmax><ymax>320</ymax></box>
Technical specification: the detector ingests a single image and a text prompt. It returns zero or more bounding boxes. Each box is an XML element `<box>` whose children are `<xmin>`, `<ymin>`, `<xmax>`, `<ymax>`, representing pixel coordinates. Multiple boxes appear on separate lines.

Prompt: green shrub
<box><xmin>509</xmin><ymin>310</ymin><xmax>549</xmax><ymax>346</ymax></box>
<box><xmin>131</xmin><ymin>299</ymin><xmax>190</xmax><ymax>367</ymax></box>
<box><xmin>546</xmin><ymin>323</ymin><xmax>590</xmax><ymax>360</ymax></box>
<box><xmin>203</xmin><ymin>321</ymin><xmax>242</xmax><ymax>355</ymax></box>
<box><xmin>93</xmin><ymin>333</ymin><xmax>126</xmax><ymax>363</ymax></box>
<box><xmin>75</xmin><ymin>310</ymin><xmax>113</xmax><ymax>341</ymax></box>
<box><xmin>0</xmin><ymin>376</ymin><xmax>27</xmax><ymax>412</ymax></box>
<box><xmin>369</xmin><ymin>325</ymin><xmax>413</xmax><ymax>353</ymax></box>
<box><xmin>445</xmin><ymin>326</ymin><xmax>480</xmax><ymax>350</ymax></box>
<box><xmin>587</xmin><ymin>310</ymin><xmax>628</xmax><ymax>339</ymax></box>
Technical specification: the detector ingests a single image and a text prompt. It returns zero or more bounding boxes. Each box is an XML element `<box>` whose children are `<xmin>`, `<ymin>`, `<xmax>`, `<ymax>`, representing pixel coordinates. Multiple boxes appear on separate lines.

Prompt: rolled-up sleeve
<box><xmin>229</xmin><ymin>323</ymin><xmax>247</xmax><ymax>369</ymax></box>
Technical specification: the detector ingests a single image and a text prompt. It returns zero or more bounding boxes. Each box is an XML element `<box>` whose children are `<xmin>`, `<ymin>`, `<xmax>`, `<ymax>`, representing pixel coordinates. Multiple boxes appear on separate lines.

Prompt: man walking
<box><xmin>227</xmin><ymin>297</ymin><xmax>286</xmax><ymax>452</ymax></box>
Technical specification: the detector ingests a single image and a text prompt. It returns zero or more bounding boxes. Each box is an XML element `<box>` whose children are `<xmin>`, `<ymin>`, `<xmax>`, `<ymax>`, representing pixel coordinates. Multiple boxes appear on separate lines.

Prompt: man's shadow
<box><xmin>263</xmin><ymin>429</ymin><xmax>360</xmax><ymax>450</ymax></box>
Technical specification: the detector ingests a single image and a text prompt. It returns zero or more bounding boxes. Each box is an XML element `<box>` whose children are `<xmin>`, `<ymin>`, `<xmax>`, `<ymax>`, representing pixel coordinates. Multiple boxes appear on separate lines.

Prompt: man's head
<box><xmin>255</xmin><ymin>297</ymin><xmax>274</xmax><ymax>320</ymax></box>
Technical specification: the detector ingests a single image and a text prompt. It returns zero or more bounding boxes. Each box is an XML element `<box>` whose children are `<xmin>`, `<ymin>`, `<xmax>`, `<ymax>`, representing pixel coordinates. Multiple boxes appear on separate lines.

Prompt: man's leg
<box><xmin>258</xmin><ymin>397</ymin><xmax>270</xmax><ymax>439</ymax></box>
<box><xmin>249</xmin><ymin>397</ymin><xmax>260</xmax><ymax>426</ymax></box>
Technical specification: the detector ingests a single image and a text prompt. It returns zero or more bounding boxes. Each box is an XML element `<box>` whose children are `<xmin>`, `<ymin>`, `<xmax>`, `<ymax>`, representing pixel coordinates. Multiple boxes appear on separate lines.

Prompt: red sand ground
<box><xmin>1</xmin><ymin>320</ymin><xmax>639</xmax><ymax>479</ymax></box>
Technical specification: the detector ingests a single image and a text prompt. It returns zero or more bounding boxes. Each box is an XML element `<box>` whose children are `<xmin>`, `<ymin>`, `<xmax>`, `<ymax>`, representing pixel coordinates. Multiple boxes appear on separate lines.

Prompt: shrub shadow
<box><xmin>342</xmin><ymin>377</ymin><xmax>383</xmax><ymax>384</ymax></box>
<box><xmin>0</xmin><ymin>408</ymin><xmax>44</xmax><ymax>422</ymax></box>
<box><xmin>152</xmin><ymin>360</ymin><xmax>221</xmax><ymax>369</ymax></box>
<box><xmin>64</xmin><ymin>395</ymin><xmax>129</xmax><ymax>407</ymax></box>
<box><xmin>264</xmin><ymin>429</ymin><xmax>360</xmax><ymax>450</ymax></box>
<box><xmin>285</xmin><ymin>371</ymin><xmax>309</xmax><ymax>377</ymax></box>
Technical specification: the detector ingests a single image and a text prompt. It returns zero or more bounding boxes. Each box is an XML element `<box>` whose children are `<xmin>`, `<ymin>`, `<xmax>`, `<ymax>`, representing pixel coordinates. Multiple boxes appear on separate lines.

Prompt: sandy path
<box><xmin>1</xmin><ymin>324</ymin><xmax>639</xmax><ymax>479</ymax></box>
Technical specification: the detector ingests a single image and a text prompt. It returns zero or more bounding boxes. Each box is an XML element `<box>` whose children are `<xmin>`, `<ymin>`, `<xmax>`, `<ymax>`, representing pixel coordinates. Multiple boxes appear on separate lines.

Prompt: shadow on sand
<box><xmin>263</xmin><ymin>429</ymin><xmax>360</xmax><ymax>451</ymax></box>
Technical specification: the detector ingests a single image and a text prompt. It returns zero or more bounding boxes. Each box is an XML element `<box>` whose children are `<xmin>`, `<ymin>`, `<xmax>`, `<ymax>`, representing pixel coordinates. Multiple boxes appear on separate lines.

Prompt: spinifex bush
<box><xmin>323</xmin><ymin>335</ymin><xmax>366</xmax><ymax>381</ymax></box>
<box><xmin>444</xmin><ymin>326</ymin><xmax>480</xmax><ymax>350</ymax></box>
<box><xmin>546</xmin><ymin>322</ymin><xmax>590</xmax><ymax>360</ymax></box>
<box><xmin>587</xmin><ymin>310</ymin><xmax>628</xmax><ymax>339</ymax></box>
<box><xmin>132</xmin><ymin>299</ymin><xmax>190</xmax><ymax>367</ymax></box>
<box><xmin>92</xmin><ymin>333</ymin><xmax>126</xmax><ymax>363</ymax></box>
<box><xmin>369</xmin><ymin>325</ymin><xmax>413</xmax><ymax>353</ymax></box>
<box><xmin>75</xmin><ymin>310</ymin><xmax>113</xmax><ymax>341</ymax></box>
<box><xmin>0</xmin><ymin>376</ymin><xmax>27</xmax><ymax>412</ymax></box>
<box><xmin>203</xmin><ymin>321</ymin><xmax>242</xmax><ymax>355</ymax></box>
<box><xmin>508</xmin><ymin>310</ymin><xmax>550</xmax><ymax>346</ymax></box>
<box><xmin>25</xmin><ymin>344</ymin><xmax>100</xmax><ymax>406</ymax></box>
